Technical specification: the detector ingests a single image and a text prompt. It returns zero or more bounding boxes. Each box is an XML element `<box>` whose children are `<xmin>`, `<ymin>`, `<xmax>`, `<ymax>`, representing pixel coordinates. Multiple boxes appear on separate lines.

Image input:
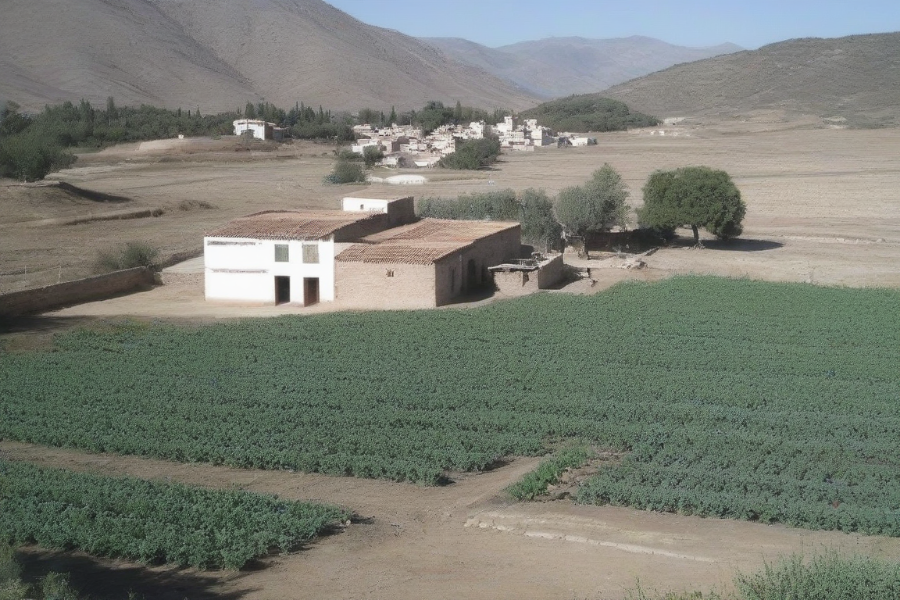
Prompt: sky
<box><xmin>325</xmin><ymin>0</ymin><xmax>900</xmax><ymax>50</ymax></box>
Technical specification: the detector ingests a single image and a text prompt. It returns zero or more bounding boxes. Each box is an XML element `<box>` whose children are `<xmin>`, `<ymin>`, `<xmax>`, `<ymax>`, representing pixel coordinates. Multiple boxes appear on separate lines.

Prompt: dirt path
<box><xmin>5</xmin><ymin>441</ymin><xmax>900</xmax><ymax>600</ymax></box>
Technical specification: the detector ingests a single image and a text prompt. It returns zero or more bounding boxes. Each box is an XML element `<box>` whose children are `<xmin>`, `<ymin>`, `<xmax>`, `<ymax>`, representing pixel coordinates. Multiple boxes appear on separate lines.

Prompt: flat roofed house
<box><xmin>334</xmin><ymin>218</ymin><xmax>521</xmax><ymax>309</ymax></box>
<box><xmin>204</xmin><ymin>198</ymin><xmax>414</xmax><ymax>306</ymax></box>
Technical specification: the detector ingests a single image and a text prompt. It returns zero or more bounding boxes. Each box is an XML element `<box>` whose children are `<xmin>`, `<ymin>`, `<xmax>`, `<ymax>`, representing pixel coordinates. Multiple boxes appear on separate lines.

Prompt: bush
<box><xmin>438</xmin><ymin>137</ymin><xmax>501</xmax><ymax>170</ymax></box>
<box><xmin>363</xmin><ymin>145</ymin><xmax>384</xmax><ymax>167</ymax></box>
<box><xmin>323</xmin><ymin>159</ymin><xmax>366</xmax><ymax>184</ymax></box>
<box><xmin>95</xmin><ymin>242</ymin><xmax>160</xmax><ymax>273</ymax></box>
<box><xmin>507</xmin><ymin>445</ymin><xmax>590</xmax><ymax>500</ymax></box>
<box><xmin>0</xmin><ymin>130</ymin><xmax>75</xmax><ymax>182</ymax></box>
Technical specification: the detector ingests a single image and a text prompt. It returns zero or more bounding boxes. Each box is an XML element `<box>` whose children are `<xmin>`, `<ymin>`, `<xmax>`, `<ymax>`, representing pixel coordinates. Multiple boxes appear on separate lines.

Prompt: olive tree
<box><xmin>554</xmin><ymin>163</ymin><xmax>630</xmax><ymax>237</ymax></box>
<box><xmin>638</xmin><ymin>166</ymin><xmax>746</xmax><ymax>246</ymax></box>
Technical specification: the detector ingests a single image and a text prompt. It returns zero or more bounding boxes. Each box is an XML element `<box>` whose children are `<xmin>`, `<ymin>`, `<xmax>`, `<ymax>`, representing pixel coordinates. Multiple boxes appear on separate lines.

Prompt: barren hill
<box><xmin>423</xmin><ymin>36</ymin><xmax>742</xmax><ymax>99</ymax></box>
<box><xmin>602</xmin><ymin>32</ymin><xmax>900</xmax><ymax>126</ymax></box>
<box><xmin>0</xmin><ymin>0</ymin><xmax>537</xmax><ymax>114</ymax></box>
<box><xmin>0</xmin><ymin>0</ymin><xmax>256</xmax><ymax>114</ymax></box>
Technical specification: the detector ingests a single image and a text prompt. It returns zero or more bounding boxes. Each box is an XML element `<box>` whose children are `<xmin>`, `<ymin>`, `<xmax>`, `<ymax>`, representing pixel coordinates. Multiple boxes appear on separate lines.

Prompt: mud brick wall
<box><xmin>0</xmin><ymin>267</ymin><xmax>155</xmax><ymax>317</ymax></box>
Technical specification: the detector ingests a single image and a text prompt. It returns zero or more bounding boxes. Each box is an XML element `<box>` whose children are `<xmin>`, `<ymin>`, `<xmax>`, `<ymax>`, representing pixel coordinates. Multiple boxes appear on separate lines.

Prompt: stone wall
<box><xmin>0</xmin><ymin>267</ymin><xmax>155</xmax><ymax>317</ymax></box>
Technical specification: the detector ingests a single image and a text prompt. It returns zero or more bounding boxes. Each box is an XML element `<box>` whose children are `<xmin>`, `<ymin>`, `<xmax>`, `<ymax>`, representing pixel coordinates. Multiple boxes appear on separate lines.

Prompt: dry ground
<box><xmin>3</xmin><ymin>121</ymin><xmax>900</xmax><ymax>598</ymax></box>
<box><xmin>5</xmin><ymin>441</ymin><xmax>900</xmax><ymax>600</ymax></box>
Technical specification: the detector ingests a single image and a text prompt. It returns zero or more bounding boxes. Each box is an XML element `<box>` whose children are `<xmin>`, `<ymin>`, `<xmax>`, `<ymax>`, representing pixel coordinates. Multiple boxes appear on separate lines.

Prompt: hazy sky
<box><xmin>326</xmin><ymin>0</ymin><xmax>900</xmax><ymax>49</ymax></box>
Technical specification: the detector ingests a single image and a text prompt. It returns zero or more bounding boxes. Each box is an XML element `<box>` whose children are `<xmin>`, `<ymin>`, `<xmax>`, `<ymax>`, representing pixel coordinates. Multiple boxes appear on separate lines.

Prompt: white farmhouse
<box><xmin>204</xmin><ymin>197</ymin><xmax>415</xmax><ymax>306</ymax></box>
<box><xmin>233</xmin><ymin>119</ymin><xmax>277</xmax><ymax>140</ymax></box>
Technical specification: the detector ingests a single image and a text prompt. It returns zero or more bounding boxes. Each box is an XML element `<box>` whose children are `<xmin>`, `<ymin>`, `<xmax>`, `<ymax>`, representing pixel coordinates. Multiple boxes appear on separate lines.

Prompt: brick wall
<box><xmin>334</xmin><ymin>261</ymin><xmax>438</xmax><ymax>309</ymax></box>
<box><xmin>435</xmin><ymin>226</ymin><xmax>522</xmax><ymax>305</ymax></box>
<box><xmin>0</xmin><ymin>267</ymin><xmax>155</xmax><ymax>317</ymax></box>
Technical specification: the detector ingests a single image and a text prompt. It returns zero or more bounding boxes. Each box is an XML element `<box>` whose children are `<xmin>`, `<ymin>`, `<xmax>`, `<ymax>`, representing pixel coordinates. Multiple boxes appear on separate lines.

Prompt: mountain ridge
<box><xmin>422</xmin><ymin>35</ymin><xmax>743</xmax><ymax>98</ymax></box>
<box><xmin>0</xmin><ymin>0</ymin><xmax>538</xmax><ymax>113</ymax></box>
<box><xmin>601</xmin><ymin>32</ymin><xmax>900</xmax><ymax>126</ymax></box>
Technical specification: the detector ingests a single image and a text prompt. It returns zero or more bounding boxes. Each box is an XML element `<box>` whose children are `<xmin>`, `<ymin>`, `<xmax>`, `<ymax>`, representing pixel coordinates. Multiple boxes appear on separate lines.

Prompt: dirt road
<box><xmin>5</xmin><ymin>441</ymin><xmax>900</xmax><ymax>600</ymax></box>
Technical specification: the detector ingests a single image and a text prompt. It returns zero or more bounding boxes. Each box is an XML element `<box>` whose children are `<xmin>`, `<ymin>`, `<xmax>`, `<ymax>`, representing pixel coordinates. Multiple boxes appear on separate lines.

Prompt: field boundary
<box><xmin>0</xmin><ymin>267</ymin><xmax>155</xmax><ymax>318</ymax></box>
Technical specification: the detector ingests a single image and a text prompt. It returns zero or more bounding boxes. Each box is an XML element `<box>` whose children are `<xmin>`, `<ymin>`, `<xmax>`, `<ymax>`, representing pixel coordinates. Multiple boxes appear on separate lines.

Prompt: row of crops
<box><xmin>2</xmin><ymin>276</ymin><xmax>900</xmax><ymax>535</ymax></box>
<box><xmin>0</xmin><ymin>459</ymin><xmax>348</xmax><ymax>569</ymax></box>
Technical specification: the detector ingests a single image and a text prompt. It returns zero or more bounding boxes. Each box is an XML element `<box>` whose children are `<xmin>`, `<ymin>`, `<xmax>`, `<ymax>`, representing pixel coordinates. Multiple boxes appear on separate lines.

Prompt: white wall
<box><xmin>341</xmin><ymin>198</ymin><xmax>390</xmax><ymax>213</ymax></box>
<box><xmin>233</xmin><ymin>119</ymin><xmax>267</xmax><ymax>140</ymax></box>
<box><xmin>204</xmin><ymin>237</ymin><xmax>336</xmax><ymax>304</ymax></box>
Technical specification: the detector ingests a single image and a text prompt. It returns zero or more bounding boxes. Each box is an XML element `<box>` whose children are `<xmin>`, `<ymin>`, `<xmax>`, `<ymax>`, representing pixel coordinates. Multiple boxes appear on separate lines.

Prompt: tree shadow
<box><xmin>672</xmin><ymin>238</ymin><xmax>784</xmax><ymax>252</ymax></box>
<box><xmin>17</xmin><ymin>548</ymin><xmax>252</xmax><ymax>600</ymax></box>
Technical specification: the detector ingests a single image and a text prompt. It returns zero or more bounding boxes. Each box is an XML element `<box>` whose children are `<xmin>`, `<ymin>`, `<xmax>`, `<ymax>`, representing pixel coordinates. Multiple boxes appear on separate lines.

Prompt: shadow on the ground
<box><xmin>18</xmin><ymin>548</ymin><xmax>252</xmax><ymax>600</ymax></box>
<box><xmin>685</xmin><ymin>238</ymin><xmax>784</xmax><ymax>252</ymax></box>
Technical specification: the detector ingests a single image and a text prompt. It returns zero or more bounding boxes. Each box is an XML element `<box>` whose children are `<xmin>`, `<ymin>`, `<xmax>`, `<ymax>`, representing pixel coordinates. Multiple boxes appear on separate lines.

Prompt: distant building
<box><xmin>233</xmin><ymin>119</ymin><xmax>277</xmax><ymax>140</ymax></box>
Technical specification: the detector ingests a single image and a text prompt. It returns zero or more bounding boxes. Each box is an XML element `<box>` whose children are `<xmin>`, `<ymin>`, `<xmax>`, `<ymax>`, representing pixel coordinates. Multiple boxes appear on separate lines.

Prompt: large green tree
<box><xmin>554</xmin><ymin>163</ymin><xmax>630</xmax><ymax>238</ymax></box>
<box><xmin>519</xmin><ymin>188</ymin><xmax>562</xmax><ymax>251</ymax></box>
<box><xmin>638</xmin><ymin>166</ymin><xmax>746</xmax><ymax>246</ymax></box>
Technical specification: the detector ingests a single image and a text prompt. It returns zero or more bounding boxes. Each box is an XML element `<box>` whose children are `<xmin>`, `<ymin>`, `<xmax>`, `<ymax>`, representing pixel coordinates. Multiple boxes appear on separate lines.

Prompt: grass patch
<box><xmin>507</xmin><ymin>445</ymin><xmax>590</xmax><ymax>500</ymax></box>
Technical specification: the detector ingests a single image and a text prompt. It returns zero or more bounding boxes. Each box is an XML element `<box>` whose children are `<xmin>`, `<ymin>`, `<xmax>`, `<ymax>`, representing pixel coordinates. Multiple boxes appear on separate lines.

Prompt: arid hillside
<box><xmin>423</xmin><ymin>36</ymin><xmax>742</xmax><ymax>99</ymax></box>
<box><xmin>602</xmin><ymin>32</ymin><xmax>900</xmax><ymax>126</ymax></box>
<box><xmin>0</xmin><ymin>0</ymin><xmax>537</xmax><ymax>113</ymax></box>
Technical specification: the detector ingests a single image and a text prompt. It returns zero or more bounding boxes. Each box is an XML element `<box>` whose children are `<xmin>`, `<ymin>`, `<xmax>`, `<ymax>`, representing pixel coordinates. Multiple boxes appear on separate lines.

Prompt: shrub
<box><xmin>439</xmin><ymin>137</ymin><xmax>501</xmax><ymax>170</ymax></box>
<box><xmin>95</xmin><ymin>242</ymin><xmax>160</xmax><ymax>273</ymax></box>
<box><xmin>323</xmin><ymin>159</ymin><xmax>366</xmax><ymax>184</ymax></box>
<box><xmin>507</xmin><ymin>445</ymin><xmax>590</xmax><ymax>500</ymax></box>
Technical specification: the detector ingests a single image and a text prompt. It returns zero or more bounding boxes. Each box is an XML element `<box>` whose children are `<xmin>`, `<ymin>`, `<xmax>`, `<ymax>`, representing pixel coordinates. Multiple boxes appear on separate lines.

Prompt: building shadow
<box><xmin>18</xmin><ymin>548</ymin><xmax>252</xmax><ymax>600</ymax></box>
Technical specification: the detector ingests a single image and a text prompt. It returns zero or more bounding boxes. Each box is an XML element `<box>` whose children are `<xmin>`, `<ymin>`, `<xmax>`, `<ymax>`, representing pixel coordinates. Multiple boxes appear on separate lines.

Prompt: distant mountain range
<box><xmin>422</xmin><ymin>36</ymin><xmax>743</xmax><ymax>99</ymax></box>
<box><xmin>0</xmin><ymin>0</ymin><xmax>537</xmax><ymax>113</ymax></box>
<box><xmin>1</xmin><ymin>1</ymin><xmax>897</xmax><ymax>127</ymax></box>
<box><xmin>602</xmin><ymin>32</ymin><xmax>900</xmax><ymax>126</ymax></box>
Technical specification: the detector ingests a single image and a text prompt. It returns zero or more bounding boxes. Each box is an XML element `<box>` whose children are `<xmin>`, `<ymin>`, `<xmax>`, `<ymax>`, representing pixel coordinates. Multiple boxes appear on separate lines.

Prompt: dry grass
<box><xmin>2</xmin><ymin>121</ymin><xmax>899</xmax><ymax>293</ymax></box>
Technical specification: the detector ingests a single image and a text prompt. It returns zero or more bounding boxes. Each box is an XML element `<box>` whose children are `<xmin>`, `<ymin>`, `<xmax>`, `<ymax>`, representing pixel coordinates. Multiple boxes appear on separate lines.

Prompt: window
<box><xmin>274</xmin><ymin>244</ymin><xmax>289</xmax><ymax>262</ymax></box>
<box><xmin>386</xmin><ymin>269</ymin><xmax>394</xmax><ymax>277</ymax></box>
<box><xmin>302</xmin><ymin>243</ymin><xmax>319</xmax><ymax>264</ymax></box>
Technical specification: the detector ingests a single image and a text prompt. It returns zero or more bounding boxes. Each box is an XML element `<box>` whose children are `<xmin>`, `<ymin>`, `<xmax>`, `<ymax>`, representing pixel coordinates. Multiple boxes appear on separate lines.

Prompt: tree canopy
<box><xmin>519</xmin><ymin>95</ymin><xmax>658</xmax><ymax>133</ymax></box>
<box><xmin>554</xmin><ymin>163</ymin><xmax>630</xmax><ymax>237</ymax></box>
<box><xmin>638</xmin><ymin>166</ymin><xmax>746</xmax><ymax>245</ymax></box>
<box><xmin>438</xmin><ymin>137</ymin><xmax>501</xmax><ymax>170</ymax></box>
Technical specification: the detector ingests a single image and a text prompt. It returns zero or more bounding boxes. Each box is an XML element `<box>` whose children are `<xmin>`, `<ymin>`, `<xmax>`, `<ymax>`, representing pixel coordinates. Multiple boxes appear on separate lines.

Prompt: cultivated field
<box><xmin>2</xmin><ymin>119</ymin><xmax>900</xmax><ymax>599</ymax></box>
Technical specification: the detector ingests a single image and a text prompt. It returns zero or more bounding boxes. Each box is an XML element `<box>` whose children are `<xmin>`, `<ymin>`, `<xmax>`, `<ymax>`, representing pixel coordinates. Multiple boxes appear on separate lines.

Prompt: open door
<box><xmin>275</xmin><ymin>276</ymin><xmax>291</xmax><ymax>304</ymax></box>
<box><xmin>303</xmin><ymin>277</ymin><xmax>319</xmax><ymax>306</ymax></box>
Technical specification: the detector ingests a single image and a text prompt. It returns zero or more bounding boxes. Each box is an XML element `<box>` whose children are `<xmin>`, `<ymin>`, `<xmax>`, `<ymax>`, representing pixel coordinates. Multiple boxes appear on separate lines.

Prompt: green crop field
<box><xmin>2</xmin><ymin>276</ymin><xmax>899</xmax><ymax>535</ymax></box>
<box><xmin>0</xmin><ymin>459</ymin><xmax>347</xmax><ymax>569</ymax></box>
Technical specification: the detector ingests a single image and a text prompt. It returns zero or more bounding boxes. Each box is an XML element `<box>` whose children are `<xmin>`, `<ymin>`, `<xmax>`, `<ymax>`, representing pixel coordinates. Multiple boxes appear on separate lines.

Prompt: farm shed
<box><xmin>204</xmin><ymin>197</ymin><xmax>414</xmax><ymax>306</ymax></box>
<box><xmin>490</xmin><ymin>254</ymin><xmax>565</xmax><ymax>297</ymax></box>
<box><xmin>334</xmin><ymin>219</ymin><xmax>522</xmax><ymax>308</ymax></box>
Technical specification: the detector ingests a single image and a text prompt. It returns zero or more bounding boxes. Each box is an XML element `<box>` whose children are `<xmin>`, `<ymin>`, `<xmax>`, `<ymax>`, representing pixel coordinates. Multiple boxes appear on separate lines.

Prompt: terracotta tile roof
<box><xmin>336</xmin><ymin>243</ymin><xmax>461</xmax><ymax>265</ymax></box>
<box><xmin>206</xmin><ymin>210</ymin><xmax>379</xmax><ymax>241</ymax></box>
<box><xmin>361</xmin><ymin>218</ymin><xmax>519</xmax><ymax>244</ymax></box>
<box><xmin>336</xmin><ymin>218</ymin><xmax>520</xmax><ymax>265</ymax></box>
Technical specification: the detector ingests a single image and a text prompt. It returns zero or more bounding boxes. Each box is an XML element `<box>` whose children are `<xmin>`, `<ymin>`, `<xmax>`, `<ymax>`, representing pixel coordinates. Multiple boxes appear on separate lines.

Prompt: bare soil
<box><xmin>5</xmin><ymin>441</ymin><xmax>900</xmax><ymax>600</ymax></box>
<box><xmin>4</xmin><ymin>121</ymin><xmax>900</xmax><ymax>598</ymax></box>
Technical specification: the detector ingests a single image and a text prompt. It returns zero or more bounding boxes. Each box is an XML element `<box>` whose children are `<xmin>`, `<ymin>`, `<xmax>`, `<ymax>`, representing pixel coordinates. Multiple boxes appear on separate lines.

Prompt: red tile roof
<box><xmin>336</xmin><ymin>218</ymin><xmax>519</xmax><ymax>265</ymax></box>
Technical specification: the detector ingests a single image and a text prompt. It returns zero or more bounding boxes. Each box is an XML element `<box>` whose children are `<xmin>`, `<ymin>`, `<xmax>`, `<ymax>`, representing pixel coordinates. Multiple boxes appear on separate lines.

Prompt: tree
<box><xmin>438</xmin><ymin>137</ymin><xmax>501</xmax><ymax>170</ymax></box>
<box><xmin>362</xmin><ymin>145</ymin><xmax>384</xmax><ymax>168</ymax></box>
<box><xmin>638</xmin><ymin>166</ymin><xmax>746</xmax><ymax>246</ymax></box>
<box><xmin>519</xmin><ymin>189</ymin><xmax>562</xmax><ymax>251</ymax></box>
<box><xmin>323</xmin><ymin>159</ymin><xmax>366</xmax><ymax>184</ymax></box>
<box><xmin>244</xmin><ymin>102</ymin><xmax>256</xmax><ymax>119</ymax></box>
<box><xmin>554</xmin><ymin>163</ymin><xmax>630</xmax><ymax>238</ymax></box>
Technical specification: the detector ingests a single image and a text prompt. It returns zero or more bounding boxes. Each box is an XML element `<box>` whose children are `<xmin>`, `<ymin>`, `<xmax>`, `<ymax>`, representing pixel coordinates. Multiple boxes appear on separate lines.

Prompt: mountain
<box><xmin>422</xmin><ymin>36</ymin><xmax>743</xmax><ymax>99</ymax></box>
<box><xmin>601</xmin><ymin>32</ymin><xmax>900</xmax><ymax>126</ymax></box>
<box><xmin>0</xmin><ymin>0</ymin><xmax>256</xmax><ymax>114</ymax></box>
<box><xmin>0</xmin><ymin>0</ymin><xmax>538</xmax><ymax>114</ymax></box>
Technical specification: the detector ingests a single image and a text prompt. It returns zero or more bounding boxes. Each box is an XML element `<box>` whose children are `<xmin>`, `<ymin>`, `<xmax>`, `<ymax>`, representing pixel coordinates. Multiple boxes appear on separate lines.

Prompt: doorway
<box><xmin>274</xmin><ymin>276</ymin><xmax>291</xmax><ymax>304</ymax></box>
<box><xmin>303</xmin><ymin>277</ymin><xmax>319</xmax><ymax>306</ymax></box>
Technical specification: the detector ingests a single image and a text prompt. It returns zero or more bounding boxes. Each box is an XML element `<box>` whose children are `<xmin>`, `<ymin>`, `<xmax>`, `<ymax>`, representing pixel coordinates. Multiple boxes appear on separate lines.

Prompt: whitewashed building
<box><xmin>204</xmin><ymin>197</ymin><xmax>415</xmax><ymax>305</ymax></box>
<box><xmin>233</xmin><ymin>119</ymin><xmax>277</xmax><ymax>140</ymax></box>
